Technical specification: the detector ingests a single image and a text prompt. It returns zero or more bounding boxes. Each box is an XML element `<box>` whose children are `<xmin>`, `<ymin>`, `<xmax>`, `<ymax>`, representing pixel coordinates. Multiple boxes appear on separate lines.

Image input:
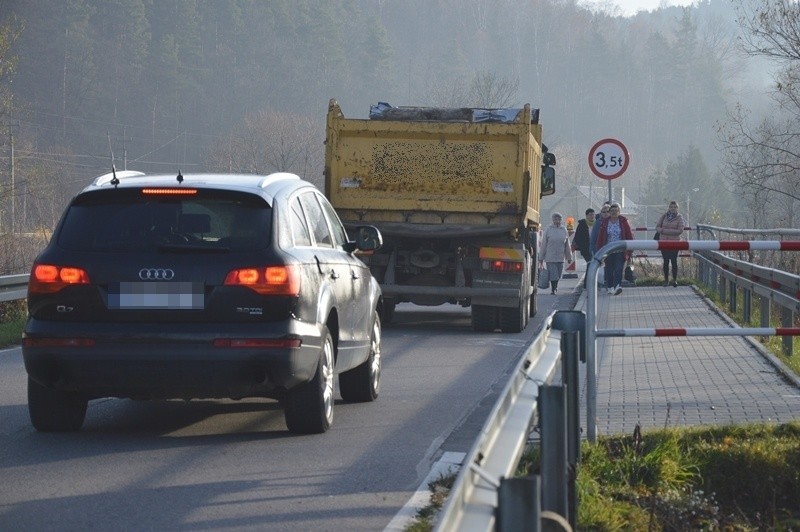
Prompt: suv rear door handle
<box><xmin>330</xmin><ymin>270</ymin><xmax>339</xmax><ymax>280</ymax></box>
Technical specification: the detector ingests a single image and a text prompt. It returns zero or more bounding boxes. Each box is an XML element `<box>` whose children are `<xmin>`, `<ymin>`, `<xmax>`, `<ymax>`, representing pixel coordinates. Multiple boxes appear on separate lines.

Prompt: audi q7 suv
<box><xmin>23</xmin><ymin>170</ymin><xmax>384</xmax><ymax>434</ymax></box>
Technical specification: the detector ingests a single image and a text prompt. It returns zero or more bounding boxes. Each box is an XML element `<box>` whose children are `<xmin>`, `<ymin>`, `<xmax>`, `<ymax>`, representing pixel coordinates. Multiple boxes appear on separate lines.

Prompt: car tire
<box><xmin>284</xmin><ymin>326</ymin><xmax>335</xmax><ymax>434</ymax></box>
<box><xmin>340</xmin><ymin>313</ymin><xmax>381</xmax><ymax>402</ymax></box>
<box><xmin>28</xmin><ymin>377</ymin><xmax>88</xmax><ymax>432</ymax></box>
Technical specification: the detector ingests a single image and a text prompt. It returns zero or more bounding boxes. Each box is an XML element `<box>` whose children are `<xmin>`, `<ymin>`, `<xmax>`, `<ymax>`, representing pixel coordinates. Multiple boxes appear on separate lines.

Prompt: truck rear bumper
<box><xmin>381</xmin><ymin>284</ymin><xmax>521</xmax><ymax>308</ymax></box>
<box><xmin>380</xmin><ymin>284</ymin><xmax>520</xmax><ymax>299</ymax></box>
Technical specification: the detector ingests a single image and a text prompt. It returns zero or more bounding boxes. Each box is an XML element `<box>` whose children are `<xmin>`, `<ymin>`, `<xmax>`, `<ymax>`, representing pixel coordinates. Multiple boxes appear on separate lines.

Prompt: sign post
<box><xmin>588</xmin><ymin>138</ymin><xmax>629</xmax><ymax>203</ymax></box>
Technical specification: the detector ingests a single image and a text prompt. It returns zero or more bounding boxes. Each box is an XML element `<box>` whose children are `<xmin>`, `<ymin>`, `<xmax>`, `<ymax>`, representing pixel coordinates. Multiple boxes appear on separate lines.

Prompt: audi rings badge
<box><xmin>139</xmin><ymin>268</ymin><xmax>175</xmax><ymax>280</ymax></box>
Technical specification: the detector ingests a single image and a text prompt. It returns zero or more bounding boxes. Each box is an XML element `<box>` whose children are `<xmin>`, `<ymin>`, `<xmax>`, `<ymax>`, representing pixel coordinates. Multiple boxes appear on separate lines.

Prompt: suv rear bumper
<box><xmin>22</xmin><ymin>319</ymin><xmax>324</xmax><ymax>400</ymax></box>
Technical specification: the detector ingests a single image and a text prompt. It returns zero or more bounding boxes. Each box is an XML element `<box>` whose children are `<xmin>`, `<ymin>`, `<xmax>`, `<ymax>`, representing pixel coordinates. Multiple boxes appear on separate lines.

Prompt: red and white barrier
<box><xmin>625</xmin><ymin>240</ymin><xmax>800</xmax><ymax>252</ymax></box>
<box><xmin>629</xmin><ymin>227</ymin><xmax>695</xmax><ymax>257</ymax></box>
<box><xmin>599</xmin><ymin>327</ymin><xmax>800</xmax><ymax>337</ymax></box>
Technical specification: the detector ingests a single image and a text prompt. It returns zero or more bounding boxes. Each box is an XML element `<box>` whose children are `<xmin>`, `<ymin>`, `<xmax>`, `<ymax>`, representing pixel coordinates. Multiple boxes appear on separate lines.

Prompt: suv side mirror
<box><xmin>541</xmin><ymin>166</ymin><xmax>556</xmax><ymax>197</ymax></box>
<box><xmin>353</xmin><ymin>225</ymin><xmax>382</xmax><ymax>253</ymax></box>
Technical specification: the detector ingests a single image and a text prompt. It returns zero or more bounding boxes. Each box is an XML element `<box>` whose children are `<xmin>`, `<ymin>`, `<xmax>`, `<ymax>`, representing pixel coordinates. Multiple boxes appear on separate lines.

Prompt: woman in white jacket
<box><xmin>539</xmin><ymin>212</ymin><xmax>574</xmax><ymax>294</ymax></box>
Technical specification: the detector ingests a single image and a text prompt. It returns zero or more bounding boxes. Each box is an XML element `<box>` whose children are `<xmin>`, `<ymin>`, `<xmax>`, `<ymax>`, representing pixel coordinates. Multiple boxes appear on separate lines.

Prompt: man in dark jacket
<box><xmin>572</xmin><ymin>208</ymin><xmax>595</xmax><ymax>262</ymax></box>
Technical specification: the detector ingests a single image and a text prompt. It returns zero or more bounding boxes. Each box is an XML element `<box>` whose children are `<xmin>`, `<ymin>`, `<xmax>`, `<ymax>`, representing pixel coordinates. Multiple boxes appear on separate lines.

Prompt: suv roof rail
<box><xmin>259</xmin><ymin>172</ymin><xmax>300</xmax><ymax>190</ymax></box>
<box><xmin>92</xmin><ymin>170</ymin><xmax>146</xmax><ymax>186</ymax></box>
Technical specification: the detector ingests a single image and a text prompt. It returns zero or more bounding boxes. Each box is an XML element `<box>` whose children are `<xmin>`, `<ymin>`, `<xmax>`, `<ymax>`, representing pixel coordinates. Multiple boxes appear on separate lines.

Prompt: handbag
<box><xmin>654</xmin><ymin>213</ymin><xmax>664</xmax><ymax>240</ymax></box>
<box><xmin>538</xmin><ymin>268</ymin><xmax>549</xmax><ymax>289</ymax></box>
<box><xmin>624</xmin><ymin>263</ymin><xmax>636</xmax><ymax>283</ymax></box>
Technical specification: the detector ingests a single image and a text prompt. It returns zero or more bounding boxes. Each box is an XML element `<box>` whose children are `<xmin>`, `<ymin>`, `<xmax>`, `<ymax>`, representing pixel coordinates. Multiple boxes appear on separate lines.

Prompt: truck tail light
<box><xmin>29</xmin><ymin>264</ymin><xmax>91</xmax><ymax>294</ymax></box>
<box><xmin>224</xmin><ymin>265</ymin><xmax>301</xmax><ymax>296</ymax></box>
<box><xmin>481</xmin><ymin>260</ymin><xmax>524</xmax><ymax>273</ymax></box>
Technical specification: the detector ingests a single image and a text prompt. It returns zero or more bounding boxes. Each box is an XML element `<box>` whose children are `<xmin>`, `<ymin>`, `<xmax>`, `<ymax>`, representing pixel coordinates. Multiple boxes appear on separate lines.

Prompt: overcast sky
<box><xmin>579</xmin><ymin>0</ymin><xmax>698</xmax><ymax>17</ymax></box>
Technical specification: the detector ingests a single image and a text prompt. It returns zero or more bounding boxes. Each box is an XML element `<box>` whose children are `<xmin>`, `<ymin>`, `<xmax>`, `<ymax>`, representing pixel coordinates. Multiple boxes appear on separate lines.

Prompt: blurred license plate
<box><xmin>109</xmin><ymin>282</ymin><xmax>205</xmax><ymax>310</ymax></box>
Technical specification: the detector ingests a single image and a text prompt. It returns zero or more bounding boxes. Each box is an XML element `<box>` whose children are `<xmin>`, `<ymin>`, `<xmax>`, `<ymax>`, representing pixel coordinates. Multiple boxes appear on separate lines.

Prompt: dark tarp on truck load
<box><xmin>368</xmin><ymin>102</ymin><xmax>539</xmax><ymax>124</ymax></box>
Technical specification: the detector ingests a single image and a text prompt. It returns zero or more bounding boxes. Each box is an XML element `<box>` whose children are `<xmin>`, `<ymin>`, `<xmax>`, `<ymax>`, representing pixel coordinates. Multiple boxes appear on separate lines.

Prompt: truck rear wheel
<box><xmin>500</xmin><ymin>278</ymin><xmax>530</xmax><ymax>333</ymax></box>
<box><xmin>382</xmin><ymin>298</ymin><xmax>396</xmax><ymax>324</ymax></box>
<box><xmin>471</xmin><ymin>305</ymin><xmax>497</xmax><ymax>332</ymax></box>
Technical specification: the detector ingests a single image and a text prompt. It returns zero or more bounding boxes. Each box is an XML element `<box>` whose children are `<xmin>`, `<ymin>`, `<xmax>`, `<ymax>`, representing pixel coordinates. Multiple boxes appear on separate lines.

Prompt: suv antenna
<box><xmin>177</xmin><ymin>170</ymin><xmax>184</xmax><ymax>184</ymax></box>
<box><xmin>107</xmin><ymin>131</ymin><xmax>119</xmax><ymax>187</ymax></box>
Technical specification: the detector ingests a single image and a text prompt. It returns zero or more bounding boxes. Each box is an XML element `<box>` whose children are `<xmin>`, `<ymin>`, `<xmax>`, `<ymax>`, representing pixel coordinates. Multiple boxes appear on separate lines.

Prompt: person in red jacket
<box><xmin>594</xmin><ymin>202</ymin><xmax>634</xmax><ymax>295</ymax></box>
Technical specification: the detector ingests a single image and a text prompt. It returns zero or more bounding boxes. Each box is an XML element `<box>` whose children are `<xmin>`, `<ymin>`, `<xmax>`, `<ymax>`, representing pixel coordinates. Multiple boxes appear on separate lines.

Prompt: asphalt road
<box><xmin>0</xmin><ymin>291</ymin><xmax>578</xmax><ymax>531</ymax></box>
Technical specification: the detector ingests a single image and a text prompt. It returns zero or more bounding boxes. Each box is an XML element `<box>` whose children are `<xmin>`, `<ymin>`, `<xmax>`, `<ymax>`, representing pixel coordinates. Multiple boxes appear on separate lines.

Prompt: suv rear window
<box><xmin>57</xmin><ymin>188</ymin><xmax>271</xmax><ymax>252</ymax></box>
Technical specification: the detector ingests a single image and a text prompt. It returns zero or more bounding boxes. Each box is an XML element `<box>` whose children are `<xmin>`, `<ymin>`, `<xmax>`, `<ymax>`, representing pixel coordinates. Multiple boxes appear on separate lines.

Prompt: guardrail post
<box><xmin>560</xmin><ymin>331</ymin><xmax>580</xmax><ymax>467</ymax></box>
<box><xmin>719</xmin><ymin>275</ymin><xmax>727</xmax><ymax>306</ymax></box>
<box><xmin>743</xmin><ymin>288</ymin><xmax>752</xmax><ymax>323</ymax></box>
<box><xmin>760</xmin><ymin>296</ymin><xmax>771</xmax><ymax>329</ymax></box>
<box><xmin>729</xmin><ymin>280</ymin><xmax>737</xmax><ymax>314</ymax></box>
<box><xmin>539</xmin><ymin>385</ymin><xmax>569</xmax><ymax>529</ymax></box>
<box><xmin>560</xmin><ymin>330</ymin><xmax>580</xmax><ymax>532</ymax></box>
<box><xmin>497</xmin><ymin>476</ymin><xmax>540</xmax><ymax>532</ymax></box>
<box><xmin>782</xmin><ymin>308</ymin><xmax>794</xmax><ymax>357</ymax></box>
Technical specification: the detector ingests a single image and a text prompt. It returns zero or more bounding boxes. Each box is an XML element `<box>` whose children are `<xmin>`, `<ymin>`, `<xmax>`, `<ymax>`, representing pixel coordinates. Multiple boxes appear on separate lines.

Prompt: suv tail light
<box><xmin>29</xmin><ymin>264</ymin><xmax>91</xmax><ymax>294</ymax></box>
<box><xmin>224</xmin><ymin>265</ymin><xmax>301</xmax><ymax>296</ymax></box>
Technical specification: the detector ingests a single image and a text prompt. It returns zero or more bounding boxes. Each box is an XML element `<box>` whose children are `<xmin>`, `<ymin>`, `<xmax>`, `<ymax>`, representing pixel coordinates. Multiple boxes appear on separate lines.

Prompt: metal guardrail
<box><xmin>697</xmin><ymin>250</ymin><xmax>800</xmax><ymax>312</ymax></box>
<box><xmin>0</xmin><ymin>273</ymin><xmax>29</xmax><ymax>303</ymax></box>
<box><xmin>698</xmin><ymin>224</ymin><xmax>800</xmax><ymax>238</ymax></box>
<box><xmin>695</xmin><ymin>250</ymin><xmax>799</xmax><ymax>357</ymax></box>
<box><xmin>434</xmin><ymin>310</ymin><xmax>585</xmax><ymax>532</ymax></box>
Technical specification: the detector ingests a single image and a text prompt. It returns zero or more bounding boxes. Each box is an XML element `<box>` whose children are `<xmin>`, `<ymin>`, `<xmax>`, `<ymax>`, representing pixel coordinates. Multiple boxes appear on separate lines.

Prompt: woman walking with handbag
<box><xmin>655</xmin><ymin>201</ymin><xmax>686</xmax><ymax>287</ymax></box>
<box><xmin>539</xmin><ymin>212</ymin><xmax>574</xmax><ymax>295</ymax></box>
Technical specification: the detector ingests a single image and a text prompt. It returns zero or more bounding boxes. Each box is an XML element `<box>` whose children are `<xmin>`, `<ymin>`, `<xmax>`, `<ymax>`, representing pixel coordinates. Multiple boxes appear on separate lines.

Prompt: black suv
<box><xmin>23</xmin><ymin>170</ymin><xmax>384</xmax><ymax>434</ymax></box>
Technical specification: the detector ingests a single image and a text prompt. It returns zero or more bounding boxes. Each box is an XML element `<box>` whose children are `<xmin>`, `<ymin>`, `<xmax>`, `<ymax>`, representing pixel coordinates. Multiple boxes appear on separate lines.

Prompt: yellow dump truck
<box><xmin>324</xmin><ymin>99</ymin><xmax>555</xmax><ymax>332</ymax></box>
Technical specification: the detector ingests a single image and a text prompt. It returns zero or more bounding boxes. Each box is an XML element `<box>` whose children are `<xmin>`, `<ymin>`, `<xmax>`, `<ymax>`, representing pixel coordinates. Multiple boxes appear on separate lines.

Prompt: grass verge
<box><xmin>403</xmin><ymin>473</ymin><xmax>456</xmax><ymax>531</ymax></box>
<box><xmin>524</xmin><ymin>422</ymin><xmax>800</xmax><ymax>530</ymax></box>
<box><xmin>409</xmin><ymin>423</ymin><xmax>800</xmax><ymax>531</ymax></box>
<box><xmin>0</xmin><ymin>300</ymin><xmax>25</xmax><ymax>349</ymax></box>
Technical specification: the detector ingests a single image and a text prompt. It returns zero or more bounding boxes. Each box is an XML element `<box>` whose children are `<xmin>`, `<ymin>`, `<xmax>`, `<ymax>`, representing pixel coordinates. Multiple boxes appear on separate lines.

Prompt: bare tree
<box><xmin>428</xmin><ymin>75</ymin><xmax>472</xmax><ymax>107</ymax></box>
<box><xmin>429</xmin><ymin>71</ymin><xmax>519</xmax><ymax>108</ymax></box>
<box><xmin>468</xmin><ymin>71</ymin><xmax>519</xmax><ymax>108</ymax></box>
<box><xmin>717</xmin><ymin>1</ymin><xmax>800</xmax><ymax>227</ymax></box>
<box><xmin>205</xmin><ymin>109</ymin><xmax>324</xmax><ymax>187</ymax></box>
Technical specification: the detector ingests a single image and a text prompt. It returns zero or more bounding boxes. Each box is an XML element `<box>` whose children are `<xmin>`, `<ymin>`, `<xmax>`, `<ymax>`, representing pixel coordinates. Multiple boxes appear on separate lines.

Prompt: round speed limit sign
<box><xmin>588</xmin><ymin>138</ymin><xmax>629</xmax><ymax>180</ymax></box>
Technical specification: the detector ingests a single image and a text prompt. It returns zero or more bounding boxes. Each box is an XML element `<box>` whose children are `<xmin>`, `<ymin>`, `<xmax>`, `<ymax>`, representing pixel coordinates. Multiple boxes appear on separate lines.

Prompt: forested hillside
<box><xmin>0</xmin><ymin>0</ymin><xmax>796</xmax><ymax>274</ymax></box>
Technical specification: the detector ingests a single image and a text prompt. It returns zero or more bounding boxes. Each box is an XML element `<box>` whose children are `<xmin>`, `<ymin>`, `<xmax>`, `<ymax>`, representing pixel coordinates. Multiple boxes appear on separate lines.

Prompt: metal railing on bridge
<box><xmin>586</xmin><ymin>239</ymin><xmax>800</xmax><ymax>443</ymax></box>
<box><xmin>0</xmin><ymin>273</ymin><xmax>29</xmax><ymax>303</ymax></box>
